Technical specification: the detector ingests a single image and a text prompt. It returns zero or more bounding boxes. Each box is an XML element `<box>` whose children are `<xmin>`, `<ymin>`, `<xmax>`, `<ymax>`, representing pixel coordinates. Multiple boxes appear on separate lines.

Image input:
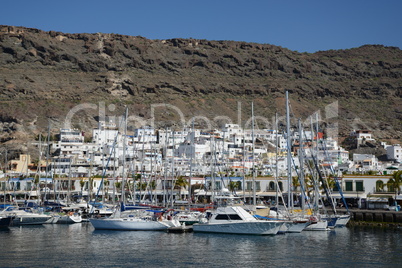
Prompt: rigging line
<box><xmin>128</xmin><ymin>129</ymin><xmax>142</xmax><ymax>202</ymax></box>
<box><xmin>300</xmin><ymin>125</ymin><xmax>329</xmax><ymax>214</ymax></box>
<box><xmin>287</xmin><ymin>142</ymin><xmax>313</xmax><ymax>212</ymax></box>
<box><xmin>311</xmin><ymin>114</ymin><xmax>344</xmax><ymax>212</ymax></box>
<box><xmin>300</xmin><ymin>120</ymin><xmax>337</xmax><ymax>213</ymax></box>
<box><xmin>320</xmin><ymin>137</ymin><xmax>350</xmax><ymax>213</ymax></box>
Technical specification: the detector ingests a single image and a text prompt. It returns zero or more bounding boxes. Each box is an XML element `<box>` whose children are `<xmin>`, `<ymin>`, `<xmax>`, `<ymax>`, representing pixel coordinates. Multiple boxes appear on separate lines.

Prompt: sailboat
<box><xmin>269</xmin><ymin>111</ymin><xmax>311</xmax><ymax>233</ymax></box>
<box><xmin>88</xmin><ymin>108</ymin><xmax>181</xmax><ymax>231</ymax></box>
<box><xmin>89</xmin><ymin>208</ymin><xmax>180</xmax><ymax>231</ymax></box>
<box><xmin>193</xmin><ymin>103</ymin><xmax>285</xmax><ymax>235</ymax></box>
<box><xmin>305</xmin><ymin>113</ymin><xmax>350</xmax><ymax>229</ymax></box>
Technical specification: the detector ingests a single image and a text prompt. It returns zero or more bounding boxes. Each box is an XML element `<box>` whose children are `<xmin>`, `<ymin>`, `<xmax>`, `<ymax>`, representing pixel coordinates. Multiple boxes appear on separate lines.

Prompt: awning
<box><xmin>367</xmin><ymin>197</ymin><xmax>389</xmax><ymax>203</ymax></box>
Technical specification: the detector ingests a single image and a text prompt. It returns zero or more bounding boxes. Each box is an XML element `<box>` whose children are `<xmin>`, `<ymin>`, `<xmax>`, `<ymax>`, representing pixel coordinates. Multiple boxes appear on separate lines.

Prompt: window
<box><xmin>332</xmin><ymin>182</ymin><xmax>338</xmax><ymax>192</ymax></box>
<box><xmin>376</xmin><ymin>180</ymin><xmax>384</xmax><ymax>192</ymax></box>
<box><xmin>278</xmin><ymin>182</ymin><xmax>283</xmax><ymax>191</ymax></box>
<box><xmin>256</xmin><ymin>181</ymin><xmax>261</xmax><ymax>191</ymax></box>
<box><xmin>355</xmin><ymin>181</ymin><xmax>364</xmax><ymax>192</ymax></box>
<box><xmin>215</xmin><ymin>181</ymin><xmax>221</xmax><ymax>190</ymax></box>
<box><xmin>215</xmin><ymin>214</ymin><xmax>242</xmax><ymax>220</ymax></box>
<box><xmin>246</xmin><ymin>181</ymin><xmax>259</xmax><ymax>191</ymax></box>
<box><xmin>246</xmin><ymin>181</ymin><xmax>252</xmax><ymax>190</ymax></box>
<box><xmin>269</xmin><ymin>181</ymin><xmax>275</xmax><ymax>190</ymax></box>
<box><xmin>345</xmin><ymin>181</ymin><xmax>353</xmax><ymax>191</ymax></box>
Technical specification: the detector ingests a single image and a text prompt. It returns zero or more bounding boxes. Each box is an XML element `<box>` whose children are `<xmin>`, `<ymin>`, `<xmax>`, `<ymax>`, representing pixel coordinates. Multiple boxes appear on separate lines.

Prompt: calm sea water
<box><xmin>0</xmin><ymin>223</ymin><xmax>401</xmax><ymax>267</ymax></box>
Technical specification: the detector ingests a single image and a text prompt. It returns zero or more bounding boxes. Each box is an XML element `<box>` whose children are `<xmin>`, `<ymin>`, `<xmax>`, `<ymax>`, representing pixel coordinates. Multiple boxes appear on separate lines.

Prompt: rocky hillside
<box><xmin>0</xmin><ymin>25</ymin><xmax>401</xmax><ymax>154</ymax></box>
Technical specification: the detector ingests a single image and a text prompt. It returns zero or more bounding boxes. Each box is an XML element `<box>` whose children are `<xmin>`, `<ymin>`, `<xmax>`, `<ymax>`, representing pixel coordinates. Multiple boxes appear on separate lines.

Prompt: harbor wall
<box><xmin>336</xmin><ymin>209</ymin><xmax>402</xmax><ymax>224</ymax></box>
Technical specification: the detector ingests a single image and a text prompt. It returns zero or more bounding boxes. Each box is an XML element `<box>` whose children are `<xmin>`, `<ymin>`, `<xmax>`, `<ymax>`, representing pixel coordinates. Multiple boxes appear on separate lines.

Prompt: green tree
<box><xmin>175</xmin><ymin>176</ymin><xmax>189</xmax><ymax>199</ymax></box>
<box><xmin>228</xmin><ymin>181</ymin><xmax>240</xmax><ymax>194</ymax></box>
<box><xmin>292</xmin><ymin>176</ymin><xmax>300</xmax><ymax>192</ymax></box>
<box><xmin>115</xmin><ymin>181</ymin><xmax>122</xmax><ymax>192</ymax></box>
<box><xmin>326</xmin><ymin>175</ymin><xmax>337</xmax><ymax>191</ymax></box>
<box><xmin>304</xmin><ymin>175</ymin><xmax>315</xmax><ymax>198</ymax></box>
<box><xmin>149</xmin><ymin>180</ymin><xmax>156</xmax><ymax>190</ymax></box>
<box><xmin>387</xmin><ymin>170</ymin><xmax>402</xmax><ymax>194</ymax></box>
<box><xmin>137</xmin><ymin>182</ymin><xmax>147</xmax><ymax>191</ymax></box>
<box><xmin>80</xmin><ymin>179</ymin><xmax>85</xmax><ymax>197</ymax></box>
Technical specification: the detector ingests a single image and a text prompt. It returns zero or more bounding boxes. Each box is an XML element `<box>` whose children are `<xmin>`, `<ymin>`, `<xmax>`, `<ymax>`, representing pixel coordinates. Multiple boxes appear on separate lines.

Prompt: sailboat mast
<box><xmin>286</xmin><ymin>91</ymin><xmax>292</xmax><ymax>210</ymax></box>
<box><xmin>298</xmin><ymin>119</ymin><xmax>305</xmax><ymax>211</ymax></box>
<box><xmin>310</xmin><ymin>116</ymin><xmax>318</xmax><ymax>211</ymax></box>
<box><xmin>188</xmin><ymin>120</ymin><xmax>194</xmax><ymax>206</ymax></box>
<box><xmin>44</xmin><ymin>121</ymin><xmax>51</xmax><ymax>204</ymax></box>
<box><xmin>162</xmin><ymin>127</ymin><xmax>168</xmax><ymax>207</ymax></box>
<box><xmin>170</xmin><ymin>130</ymin><xmax>175</xmax><ymax>208</ymax></box>
<box><xmin>67</xmin><ymin>157</ymin><xmax>72</xmax><ymax>206</ymax></box>
<box><xmin>37</xmin><ymin>134</ymin><xmax>42</xmax><ymax>206</ymax></box>
<box><xmin>251</xmin><ymin>102</ymin><xmax>256</xmax><ymax>206</ymax></box>
<box><xmin>275</xmin><ymin>113</ymin><xmax>279</xmax><ymax>207</ymax></box>
<box><xmin>121</xmin><ymin>107</ymin><xmax>128</xmax><ymax>205</ymax></box>
<box><xmin>211</xmin><ymin>135</ymin><xmax>215</xmax><ymax>203</ymax></box>
<box><xmin>242</xmin><ymin>130</ymin><xmax>246</xmax><ymax>204</ymax></box>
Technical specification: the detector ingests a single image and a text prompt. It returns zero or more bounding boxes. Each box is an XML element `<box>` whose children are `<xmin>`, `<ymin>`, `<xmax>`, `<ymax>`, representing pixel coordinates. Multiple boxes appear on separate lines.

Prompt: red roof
<box><xmin>313</xmin><ymin>132</ymin><xmax>324</xmax><ymax>140</ymax></box>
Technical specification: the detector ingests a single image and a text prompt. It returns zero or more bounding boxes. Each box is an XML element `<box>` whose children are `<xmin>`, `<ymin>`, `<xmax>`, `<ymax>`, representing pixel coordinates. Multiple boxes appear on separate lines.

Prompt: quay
<box><xmin>335</xmin><ymin>209</ymin><xmax>402</xmax><ymax>225</ymax></box>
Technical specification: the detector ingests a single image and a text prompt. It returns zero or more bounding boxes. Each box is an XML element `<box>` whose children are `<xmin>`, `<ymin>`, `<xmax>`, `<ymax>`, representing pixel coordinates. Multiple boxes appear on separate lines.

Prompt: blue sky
<box><xmin>2</xmin><ymin>0</ymin><xmax>401</xmax><ymax>53</ymax></box>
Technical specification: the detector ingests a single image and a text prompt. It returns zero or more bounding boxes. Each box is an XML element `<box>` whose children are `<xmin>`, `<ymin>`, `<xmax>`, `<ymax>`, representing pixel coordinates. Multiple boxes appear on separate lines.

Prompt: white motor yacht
<box><xmin>0</xmin><ymin>206</ymin><xmax>53</xmax><ymax>225</ymax></box>
<box><xmin>192</xmin><ymin>206</ymin><xmax>285</xmax><ymax>235</ymax></box>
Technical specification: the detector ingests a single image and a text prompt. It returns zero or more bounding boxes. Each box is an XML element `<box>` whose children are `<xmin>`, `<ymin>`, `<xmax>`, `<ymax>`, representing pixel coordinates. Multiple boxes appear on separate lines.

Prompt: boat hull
<box><xmin>89</xmin><ymin>218</ymin><xmax>170</xmax><ymax>231</ymax></box>
<box><xmin>12</xmin><ymin>215</ymin><xmax>52</xmax><ymax>225</ymax></box>
<box><xmin>193</xmin><ymin>221</ymin><xmax>284</xmax><ymax>235</ymax></box>
<box><xmin>304</xmin><ymin>220</ymin><xmax>329</xmax><ymax>231</ymax></box>
<box><xmin>335</xmin><ymin>215</ymin><xmax>351</xmax><ymax>227</ymax></box>
<box><xmin>285</xmin><ymin>221</ymin><xmax>311</xmax><ymax>233</ymax></box>
<box><xmin>55</xmin><ymin>214</ymin><xmax>83</xmax><ymax>224</ymax></box>
<box><xmin>0</xmin><ymin>216</ymin><xmax>13</xmax><ymax>228</ymax></box>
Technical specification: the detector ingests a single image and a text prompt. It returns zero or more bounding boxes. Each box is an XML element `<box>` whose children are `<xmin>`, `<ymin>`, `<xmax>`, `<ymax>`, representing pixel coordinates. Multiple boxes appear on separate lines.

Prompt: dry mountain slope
<box><xmin>0</xmin><ymin>25</ymin><xmax>401</xmax><ymax>154</ymax></box>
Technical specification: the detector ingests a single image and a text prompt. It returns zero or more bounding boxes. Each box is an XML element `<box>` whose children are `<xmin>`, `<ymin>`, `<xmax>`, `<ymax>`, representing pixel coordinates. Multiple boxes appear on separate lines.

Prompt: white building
<box><xmin>352</xmin><ymin>154</ymin><xmax>379</xmax><ymax>171</ymax></box>
<box><xmin>386</xmin><ymin>144</ymin><xmax>402</xmax><ymax>163</ymax></box>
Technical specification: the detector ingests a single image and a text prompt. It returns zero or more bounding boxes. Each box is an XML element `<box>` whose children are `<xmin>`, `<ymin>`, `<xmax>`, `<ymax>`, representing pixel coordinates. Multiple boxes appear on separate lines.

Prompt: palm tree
<box><xmin>387</xmin><ymin>170</ymin><xmax>402</xmax><ymax>194</ymax></box>
<box><xmin>175</xmin><ymin>176</ymin><xmax>189</xmax><ymax>200</ymax></box>
<box><xmin>228</xmin><ymin>181</ymin><xmax>240</xmax><ymax>194</ymax></box>
<box><xmin>79</xmin><ymin>179</ymin><xmax>85</xmax><ymax>199</ymax></box>
<box><xmin>292</xmin><ymin>176</ymin><xmax>300</xmax><ymax>192</ymax></box>
<box><xmin>304</xmin><ymin>174</ymin><xmax>314</xmax><ymax>198</ymax></box>
<box><xmin>137</xmin><ymin>182</ymin><xmax>147</xmax><ymax>191</ymax></box>
<box><xmin>115</xmin><ymin>181</ymin><xmax>122</xmax><ymax>192</ymax></box>
<box><xmin>325</xmin><ymin>174</ymin><xmax>337</xmax><ymax>192</ymax></box>
<box><xmin>103</xmin><ymin>180</ymin><xmax>110</xmax><ymax>200</ymax></box>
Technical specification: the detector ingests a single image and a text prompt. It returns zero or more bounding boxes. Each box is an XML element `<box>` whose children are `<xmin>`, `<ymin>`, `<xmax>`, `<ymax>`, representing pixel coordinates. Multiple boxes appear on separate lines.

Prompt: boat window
<box><xmin>215</xmin><ymin>214</ymin><xmax>242</xmax><ymax>220</ymax></box>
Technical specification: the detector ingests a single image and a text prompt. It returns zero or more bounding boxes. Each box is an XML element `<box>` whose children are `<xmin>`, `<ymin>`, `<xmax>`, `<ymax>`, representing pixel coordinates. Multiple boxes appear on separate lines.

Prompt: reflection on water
<box><xmin>0</xmin><ymin>223</ymin><xmax>401</xmax><ymax>267</ymax></box>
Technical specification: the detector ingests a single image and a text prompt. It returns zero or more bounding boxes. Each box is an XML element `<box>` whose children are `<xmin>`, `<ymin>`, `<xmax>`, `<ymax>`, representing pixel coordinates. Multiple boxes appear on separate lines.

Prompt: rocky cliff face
<box><xmin>0</xmin><ymin>25</ymin><xmax>401</xmax><ymax>153</ymax></box>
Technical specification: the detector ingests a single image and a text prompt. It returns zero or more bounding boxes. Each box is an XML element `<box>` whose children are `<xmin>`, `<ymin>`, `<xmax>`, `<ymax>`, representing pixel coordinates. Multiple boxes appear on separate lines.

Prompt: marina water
<box><xmin>0</xmin><ymin>224</ymin><xmax>401</xmax><ymax>267</ymax></box>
